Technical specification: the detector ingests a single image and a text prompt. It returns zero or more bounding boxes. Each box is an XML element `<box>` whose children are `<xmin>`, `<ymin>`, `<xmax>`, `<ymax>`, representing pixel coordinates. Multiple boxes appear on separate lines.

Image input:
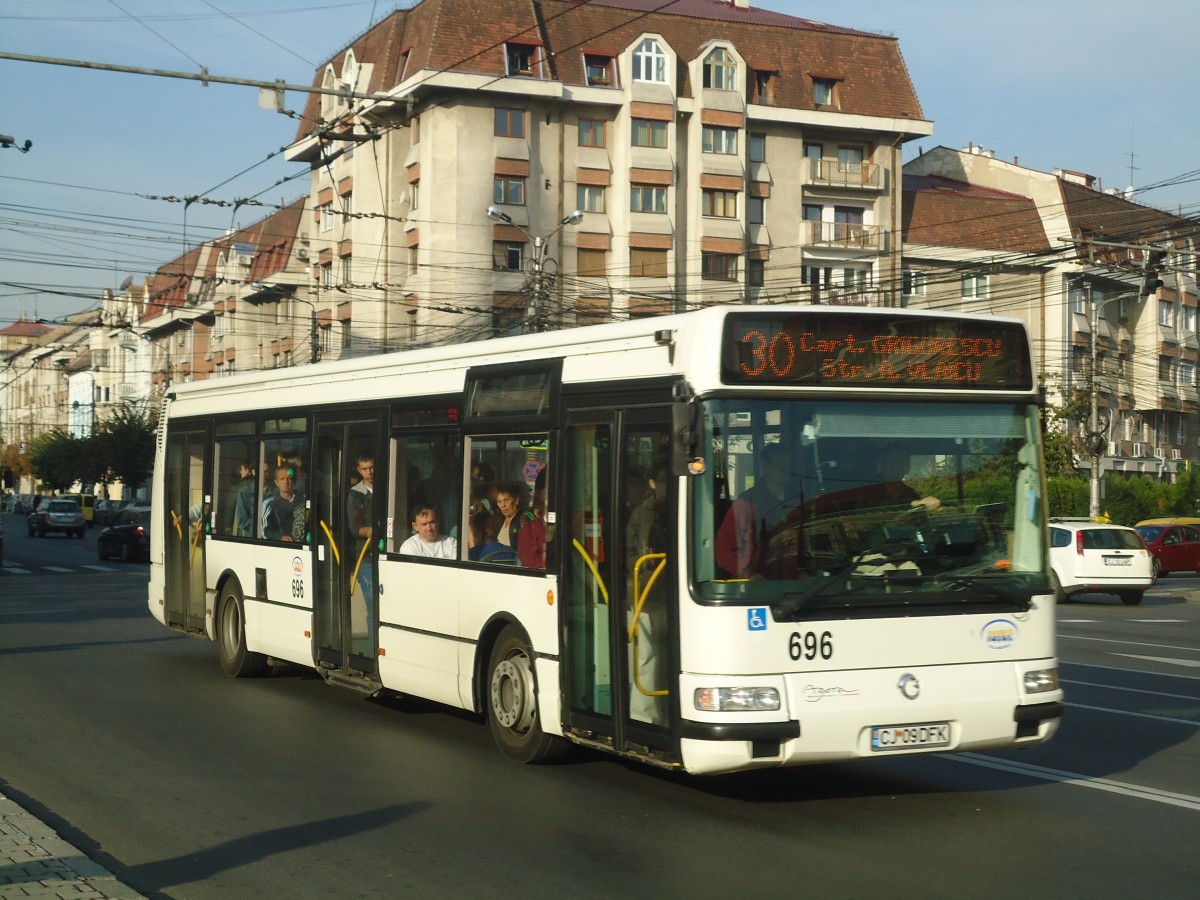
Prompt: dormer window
<box><xmin>813</xmin><ymin>77</ymin><xmax>837</xmax><ymax>106</ymax></box>
<box><xmin>632</xmin><ymin>38</ymin><xmax>668</xmax><ymax>84</ymax></box>
<box><xmin>585</xmin><ymin>54</ymin><xmax>615</xmax><ymax>86</ymax></box>
<box><xmin>506</xmin><ymin>43</ymin><xmax>538</xmax><ymax>77</ymax></box>
<box><xmin>702</xmin><ymin>47</ymin><xmax>736</xmax><ymax>91</ymax></box>
<box><xmin>751</xmin><ymin>70</ymin><xmax>776</xmax><ymax>105</ymax></box>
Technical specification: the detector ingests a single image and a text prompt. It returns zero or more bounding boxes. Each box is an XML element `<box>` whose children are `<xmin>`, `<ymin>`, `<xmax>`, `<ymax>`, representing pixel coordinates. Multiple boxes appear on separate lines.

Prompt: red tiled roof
<box><xmin>903</xmin><ymin>174</ymin><xmax>1050</xmax><ymax>253</ymax></box>
<box><xmin>0</xmin><ymin>318</ymin><xmax>52</xmax><ymax>338</ymax></box>
<box><xmin>1059</xmin><ymin>179</ymin><xmax>1183</xmax><ymax>244</ymax></box>
<box><xmin>294</xmin><ymin>0</ymin><xmax>922</xmax><ymax>140</ymax></box>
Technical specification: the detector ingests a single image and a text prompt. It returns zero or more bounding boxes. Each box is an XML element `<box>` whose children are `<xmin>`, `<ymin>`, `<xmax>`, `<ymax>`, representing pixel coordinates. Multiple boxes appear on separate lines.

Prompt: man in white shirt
<box><xmin>399</xmin><ymin>504</ymin><xmax>458</xmax><ymax>559</ymax></box>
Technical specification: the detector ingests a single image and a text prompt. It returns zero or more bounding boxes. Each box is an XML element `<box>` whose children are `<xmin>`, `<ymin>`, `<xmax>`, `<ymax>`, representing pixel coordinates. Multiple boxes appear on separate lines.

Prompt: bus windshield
<box><xmin>693</xmin><ymin>397</ymin><xmax>1047</xmax><ymax>618</ymax></box>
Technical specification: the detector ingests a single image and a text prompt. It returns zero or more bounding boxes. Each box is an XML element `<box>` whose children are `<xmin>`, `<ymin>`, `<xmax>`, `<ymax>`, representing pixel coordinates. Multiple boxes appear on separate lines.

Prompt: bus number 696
<box><xmin>789</xmin><ymin>630</ymin><xmax>833</xmax><ymax>661</ymax></box>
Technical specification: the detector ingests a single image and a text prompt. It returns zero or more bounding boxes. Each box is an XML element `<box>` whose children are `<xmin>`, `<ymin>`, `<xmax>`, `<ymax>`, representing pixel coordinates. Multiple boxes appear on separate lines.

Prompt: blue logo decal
<box><xmin>981</xmin><ymin>618</ymin><xmax>1018</xmax><ymax>649</ymax></box>
<box><xmin>747</xmin><ymin>607</ymin><xmax>768</xmax><ymax>631</ymax></box>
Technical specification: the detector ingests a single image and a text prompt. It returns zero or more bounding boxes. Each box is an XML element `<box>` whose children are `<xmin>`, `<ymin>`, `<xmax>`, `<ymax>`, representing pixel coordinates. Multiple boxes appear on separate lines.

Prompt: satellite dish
<box><xmin>118</xmin><ymin>276</ymin><xmax>134</xmax><ymax>291</ymax></box>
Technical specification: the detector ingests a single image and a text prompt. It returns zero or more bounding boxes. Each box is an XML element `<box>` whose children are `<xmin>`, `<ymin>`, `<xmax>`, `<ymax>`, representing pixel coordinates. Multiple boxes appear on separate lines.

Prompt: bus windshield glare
<box><xmin>694</xmin><ymin>397</ymin><xmax>1047</xmax><ymax>617</ymax></box>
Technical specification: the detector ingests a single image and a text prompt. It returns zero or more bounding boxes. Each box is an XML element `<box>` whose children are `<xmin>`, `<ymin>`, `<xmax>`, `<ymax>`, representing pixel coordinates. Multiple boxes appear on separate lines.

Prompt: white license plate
<box><xmin>871</xmin><ymin>722</ymin><xmax>951</xmax><ymax>752</ymax></box>
<box><xmin>1104</xmin><ymin>557</ymin><xmax>1132</xmax><ymax>566</ymax></box>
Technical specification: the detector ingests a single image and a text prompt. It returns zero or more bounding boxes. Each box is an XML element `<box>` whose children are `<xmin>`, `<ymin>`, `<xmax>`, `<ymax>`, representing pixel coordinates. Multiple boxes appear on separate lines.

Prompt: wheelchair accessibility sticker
<box><xmin>748</xmin><ymin>607</ymin><xmax>768</xmax><ymax>631</ymax></box>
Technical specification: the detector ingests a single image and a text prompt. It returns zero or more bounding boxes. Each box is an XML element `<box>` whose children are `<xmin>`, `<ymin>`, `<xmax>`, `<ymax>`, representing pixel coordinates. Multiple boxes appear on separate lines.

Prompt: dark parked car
<box><xmin>1133</xmin><ymin>520</ymin><xmax>1200</xmax><ymax>577</ymax></box>
<box><xmin>27</xmin><ymin>499</ymin><xmax>86</xmax><ymax>538</ymax></box>
<box><xmin>97</xmin><ymin>506</ymin><xmax>152</xmax><ymax>562</ymax></box>
<box><xmin>95</xmin><ymin>499</ymin><xmax>134</xmax><ymax>528</ymax></box>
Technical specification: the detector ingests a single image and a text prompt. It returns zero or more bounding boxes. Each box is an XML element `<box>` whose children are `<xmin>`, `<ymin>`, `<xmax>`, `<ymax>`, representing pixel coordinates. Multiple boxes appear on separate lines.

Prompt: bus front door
<box><xmin>561</xmin><ymin>407</ymin><xmax>677</xmax><ymax>762</ymax></box>
<box><xmin>312</xmin><ymin>415</ymin><xmax>383</xmax><ymax>675</ymax></box>
<box><xmin>163</xmin><ymin>427</ymin><xmax>209</xmax><ymax>635</ymax></box>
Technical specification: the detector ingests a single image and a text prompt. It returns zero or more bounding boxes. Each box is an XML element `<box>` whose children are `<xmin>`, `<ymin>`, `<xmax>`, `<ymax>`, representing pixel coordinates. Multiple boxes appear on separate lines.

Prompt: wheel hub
<box><xmin>491</xmin><ymin>655</ymin><xmax>534</xmax><ymax>732</ymax></box>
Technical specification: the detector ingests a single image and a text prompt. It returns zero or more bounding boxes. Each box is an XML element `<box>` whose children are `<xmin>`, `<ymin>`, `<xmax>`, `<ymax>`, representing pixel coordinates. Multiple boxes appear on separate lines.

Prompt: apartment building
<box><xmin>904</xmin><ymin>145</ymin><xmax>1199</xmax><ymax>479</ymax></box>
<box><xmin>285</xmin><ymin>0</ymin><xmax>932</xmax><ymax>344</ymax></box>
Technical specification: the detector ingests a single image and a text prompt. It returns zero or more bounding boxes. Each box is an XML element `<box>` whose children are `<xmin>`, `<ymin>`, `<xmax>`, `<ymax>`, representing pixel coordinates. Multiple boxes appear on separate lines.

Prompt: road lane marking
<box><xmin>42</xmin><ymin>567</ymin><xmax>73</xmax><ymax>573</ymax></box>
<box><xmin>1061</xmin><ymin>660</ymin><xmax>1200</xmax><ymax>682</ymax></box>
<box><xmin>949</xmin><ymin>753</ymin><xmax>1200</xmax><ymax>811</ymax></box>
<box><xmin>1063</xmin><ymin>678</ymin><xmax>1200</xmax><ymax>701</ymax></box>
<box><xmin>1113</xmin><ymin>653</ymin><xmax>1200</xmax><ymax>669</ymax></box>
<box><xmin>1066</xmin><ymin>702</ymin><xmax>1199</xmax><ymax>726</ymax></box>
<box><xmin>1060</xmin><ymin>634</ymin><xmax>1200</xmax><ymax>653</ymax></box>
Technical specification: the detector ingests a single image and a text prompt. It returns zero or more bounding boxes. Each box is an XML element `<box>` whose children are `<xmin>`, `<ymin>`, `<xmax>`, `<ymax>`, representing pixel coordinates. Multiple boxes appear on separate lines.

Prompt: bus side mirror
<box><xmin>671</xmin><ymin>380</ymin><xmax>701</xmax><ymax>476</ymax></box>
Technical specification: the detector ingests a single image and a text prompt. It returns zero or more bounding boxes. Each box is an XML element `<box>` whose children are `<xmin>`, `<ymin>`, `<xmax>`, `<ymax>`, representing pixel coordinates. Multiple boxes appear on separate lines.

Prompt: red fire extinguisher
<box><xmin>583</xmin><ymin>509</ymin><xmax>605</xmax><ymax>563</ymax></box>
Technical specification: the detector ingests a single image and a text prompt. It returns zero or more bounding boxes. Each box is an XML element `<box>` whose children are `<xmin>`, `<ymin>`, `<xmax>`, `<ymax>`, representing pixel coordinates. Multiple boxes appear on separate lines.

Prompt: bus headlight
<box><xmin>694</xmin><ymin>687</ymin><xmax>781</xmax><ymax>712</ymax></box>
<box><xmin>1023</xmin><ymin>668</ymin><xmax>1059</xmax><ymax>694</ymax></box>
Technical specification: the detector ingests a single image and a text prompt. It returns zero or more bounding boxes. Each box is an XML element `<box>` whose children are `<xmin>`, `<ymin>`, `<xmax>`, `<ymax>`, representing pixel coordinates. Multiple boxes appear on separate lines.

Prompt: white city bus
<box><xmin>148</xmin><ymin>305</ymin><xmax>1062</xmax><ymax>775</ymax></box>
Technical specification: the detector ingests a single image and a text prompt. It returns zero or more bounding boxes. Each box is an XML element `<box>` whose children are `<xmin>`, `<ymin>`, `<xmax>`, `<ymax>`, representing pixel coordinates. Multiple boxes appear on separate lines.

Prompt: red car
<box><xmin>1133</xmin><ymin>520</ymin><xmax>1200</xmax><ymax>577</ymax></box>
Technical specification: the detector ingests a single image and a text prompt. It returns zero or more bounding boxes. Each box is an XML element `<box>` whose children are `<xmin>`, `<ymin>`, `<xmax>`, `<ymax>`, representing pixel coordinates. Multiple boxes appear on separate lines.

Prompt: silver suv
<box><xmin>27</xmin><ymin>499</ymin><xmax>86</xmax><ymax>539</ymax></box>
<box><xmin>1048</xmin><ymin>519</ymin><xmax>1153</xmax><ymax>606</ymax></box>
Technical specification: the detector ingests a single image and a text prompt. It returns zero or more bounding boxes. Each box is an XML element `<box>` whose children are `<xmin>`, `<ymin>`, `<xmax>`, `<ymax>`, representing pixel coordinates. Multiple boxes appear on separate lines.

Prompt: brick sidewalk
<box><xmin>0</xmin><ymin>791</ymin><xmax>144</xmax><ymax>899</ymax></box>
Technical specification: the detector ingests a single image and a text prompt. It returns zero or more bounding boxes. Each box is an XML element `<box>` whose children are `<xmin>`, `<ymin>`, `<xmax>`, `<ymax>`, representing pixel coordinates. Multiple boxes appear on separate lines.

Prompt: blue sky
<box><xmin>2</xmin><ymin>0</ymin><xmax>1197</xmax><ymax>323</ymax></box>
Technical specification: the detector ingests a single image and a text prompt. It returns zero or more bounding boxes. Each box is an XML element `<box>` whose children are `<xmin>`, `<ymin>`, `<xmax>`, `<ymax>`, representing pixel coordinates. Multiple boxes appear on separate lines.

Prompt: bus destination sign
<box><xmin>721</xmin><ymin>311</ymin><xmax>1033</xmax><ymax>391</ymax></box>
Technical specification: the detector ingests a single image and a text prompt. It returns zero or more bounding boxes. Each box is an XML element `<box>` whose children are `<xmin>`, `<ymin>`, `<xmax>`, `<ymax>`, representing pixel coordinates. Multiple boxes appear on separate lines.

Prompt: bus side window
<box><xmin>391</xmin><ymin>434</ymin><xmax>462</xmax><ymax>553</ymax></box>
<box><xmin>213</xmin><ymin>436</ymin><xmax>256</xmax><ymax>537</ymax></box>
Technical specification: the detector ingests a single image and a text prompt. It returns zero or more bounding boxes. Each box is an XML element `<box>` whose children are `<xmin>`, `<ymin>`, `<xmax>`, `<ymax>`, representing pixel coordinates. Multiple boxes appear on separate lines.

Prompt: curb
<box><xmin>0</xmin><ymin>792</ymin><xmax>145</xmax><ymax>899</ymax></box>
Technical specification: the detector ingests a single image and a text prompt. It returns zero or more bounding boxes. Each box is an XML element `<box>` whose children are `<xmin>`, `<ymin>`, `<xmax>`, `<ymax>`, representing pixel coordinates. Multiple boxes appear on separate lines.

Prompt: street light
<box><xmin>486</xmin><ymin>205</ymin><xmax>584</xmax><ymax>333</ymax></box>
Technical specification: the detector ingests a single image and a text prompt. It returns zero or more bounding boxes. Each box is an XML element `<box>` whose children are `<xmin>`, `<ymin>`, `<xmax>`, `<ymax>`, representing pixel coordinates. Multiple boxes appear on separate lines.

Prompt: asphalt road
<box><xmin>1</xmin><ymin>513</ymin><xmax>1197</xmax><ymax>899</ymax></box>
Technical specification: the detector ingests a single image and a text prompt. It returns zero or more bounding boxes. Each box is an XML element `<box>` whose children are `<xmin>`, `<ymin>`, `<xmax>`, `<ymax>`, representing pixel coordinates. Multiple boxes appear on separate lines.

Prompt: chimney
<box><xmin>732</xmin><ymin>0</ymin><xmax>750</xmax><ymax>8</ymax></box>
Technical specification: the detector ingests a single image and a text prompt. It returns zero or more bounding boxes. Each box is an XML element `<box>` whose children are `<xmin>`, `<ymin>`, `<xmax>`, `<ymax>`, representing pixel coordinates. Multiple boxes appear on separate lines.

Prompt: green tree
<box><xmin>96</xmin><ymin>403</ymin><xmax>157</xmax><ymax>495</ymax></box>
<box><xmin>27</xmin><ymin>430</ymin><xmax>85</xmax><ymax>491</ymax></box>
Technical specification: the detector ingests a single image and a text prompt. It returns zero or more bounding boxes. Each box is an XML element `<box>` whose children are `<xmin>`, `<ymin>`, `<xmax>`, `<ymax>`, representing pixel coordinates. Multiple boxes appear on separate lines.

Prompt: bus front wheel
<box><xmin>217</xmin><ymin>584</ymin><xmax>268</xmax><ymax>677</ymax></box>
<box><xmin>486</xmin><ymin>625</ymin><xmax>566</xmax><ymax>764</ymax></box>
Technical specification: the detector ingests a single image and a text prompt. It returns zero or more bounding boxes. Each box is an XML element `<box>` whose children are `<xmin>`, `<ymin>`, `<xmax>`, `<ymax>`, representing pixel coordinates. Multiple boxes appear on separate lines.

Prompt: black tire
<box><xmin>1049</xmin><ymin>570</ymin><xmax>1066</xmax><ymax>604</ymax></box>
<box><xmin>217</xmin><ymin>583</ymin><xmax>268</xmax><ymax>677</ymax></box>
<box><xmin>1119</xmin><ymin>591</ymin><xmax>1144</xmax><ymax>606</ymax></box>
<box><xmin>486</xmin><ymin>625</ymin><xmax>567</xmax><ymax>764</ymax></box>
<box><xmin>1152</xmin><ymin>558</ymin><xmax>1163</xmax><ymax>579</ymax></box>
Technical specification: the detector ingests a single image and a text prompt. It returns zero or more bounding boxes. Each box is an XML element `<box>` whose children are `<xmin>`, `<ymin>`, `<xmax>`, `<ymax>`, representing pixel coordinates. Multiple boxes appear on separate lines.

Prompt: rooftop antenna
<box><xmin>1125</xmin><ymin>112</ymin><xmax>1139</xmax><ymax>197</ymax></box>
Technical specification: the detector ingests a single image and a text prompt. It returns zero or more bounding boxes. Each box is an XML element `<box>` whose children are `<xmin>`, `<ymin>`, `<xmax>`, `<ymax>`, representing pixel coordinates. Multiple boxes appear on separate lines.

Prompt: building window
<box><xmin>1159</xmin><ymin>356</ymin><xmax>1174</xmax><ymax>381</ymax></box>
<box><xmin>961</xmin><ymin>273</ymin><xmax>990</xmax><ymax>300</ymax></box>
<box><xmin>902</xmin><ymin>269</ymin><xmax>926</xmax><ymax>297</ymax></box>
<box><xmin>748</xmin><ymin>196</ymin><xmax>765</xmax><ymax>225</ymax></box>
<box><xmin>702</xmin><ymin>47</ymin><xmax>736</xmax><ymax>91</ymax></box>
<box><xmin>702</xmin><ymin>189</ymin><xmax>737</xmax><ymax>218</ymax></box>
<box><xmin>1068</xmin><ymin>281</ymin><xmax>1088</xmax><ymax>314</ymax></box>
<box><xmin>630</xmin><ymin>185</ymin><xmax>667</xmax><ymax>213</ymax></box>
<box><xmin>341</xmin><ymin>320</ymin><xmax>353</xmax><ymax>350</ymax></box>
<box><xmin>632</xmin><ymin>38</ymin><xmax>668</xmax><ymax>84</ymax></box>
<box><xmin>1185</xmin><ymin>306</ymin><xmax>1196</xmax><ymax>332</ymax></box>
<box><xmin>630</xmin><ymin>247</ymin><xmax>668</xmax><ymax>277</ymax></box>
<box><xmin>813</xmin><ymin>77</ymin><xmax>836</xmax><ymax>106</ymax></box>
<box><xmin>494</xmin><ymin>107</ymin><xmax>525</xmax><ymax>138</ymax></box>
<box><xmin>505</xmin><ymin>44</ymin><xmax>536</xmax><ymax>76</ymax></box>
<box><xmin>837</xmin><ymin>146</ymin><xmax>864</xmax><ymax>175</ymax></box>
<box><xmin>584</xmin><ymin>54</ymin><xmax>614</xmax><ymax>86</ymax></box>
<box><xmin>577</xmin><ymin>248</ymin><xmax>607</xmax><ymax>277</ymax></box>
<box><xmin>320</xmin><ymin>263</ymin><xmax>334</xmax><ymax>288</ymax></box>
<box><xmin>751</xmin><ymin>70</ymin><xmax>775</xmax><ymax>105</ymax></box>
<box><xmin>802</xmin><ymin>266</ymin><xmax>832</xmax><ymax>287</ymax></box>
<box><xmin>577</xmin><ymin>185</ymin><xmax>605</xmax><ymax>213</ymax></box>
<box><xmin>1159</xmin><ymin>299</ymin><xmax>1174</xmax><ymax>326</ymax></box>
<box><xmin>340</xmin><ymin>255</ymin><xmax>352</xmax><ymax>286</ymax></box>
<box><xmin>494</xmin><ymin>242</ymin><xmax>524</xmax><ymax>272</ymax></box>
<box><xmin>804</xmin><ymin>143</ymin><xmax>823</xmax><ymax>177</ymax></box>
<box><xmin>494</xmin><ymin>176</ymin><xmax>526</xmax><ymax>206</ymax></box>
<box><xmin>632</xmin><ymin>118</ymin><xmax>667</xmax><ymax>148</ymax></box>
<box><xmin>410</xmin><ymin>182</ymin><xmax>419</xmax><ymax>211</ymax></box>
<box><xmin>319</xmin><ymin>202</ymin><xmax>334</xmax><ymax>232</ymax></box>
<box><xmin>749</xmin><ymin>133</ymin><xmax>766</xmax><ymax>163</ymax></box>
<box><xmin>408</xmin><ymin>246</ymin><xmax>419</xmax><ymax>274</ymax></box>
<box><xmin>843</xmin><ymin>268</ymin><xmax>870</xmax><ymax>292</ymax></box>
<box><xmin>701</xmin><ymin>125</ymin><xmax>737</xmax><ymax>154</ymax></box>
<box><xmin>579</xmin><ymin>118</ymin><xmax>606</xmax><ymax>147</ymax></box>
<box><xmin>702</xmin><ymin>253</ymin><xmax>738</xmax><ymax>281</ymax></box>
<box><xmin>1181</xmin><ymin>360</ymin><xmax>1195</xmax><ymax>388</ymax></box>
<box><xmin>747</xmin><ymin>258</ymin><xmax>765</xmax><ymax>286</ymax></box>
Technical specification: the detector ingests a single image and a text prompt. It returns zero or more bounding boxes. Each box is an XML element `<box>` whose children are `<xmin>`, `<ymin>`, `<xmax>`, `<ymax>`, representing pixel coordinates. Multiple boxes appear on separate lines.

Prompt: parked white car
<box><xmin>1048</xmin><ymin>519</ymin><xmax>1153</xmax><ymax>606</ymax></box>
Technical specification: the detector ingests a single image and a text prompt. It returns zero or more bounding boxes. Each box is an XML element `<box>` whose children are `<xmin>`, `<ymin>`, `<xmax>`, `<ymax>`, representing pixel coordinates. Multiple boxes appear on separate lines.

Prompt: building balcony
<box><xmin>805</xmin><ymin>221</ymin><xmax>884</xmax><ymax>251</ymax></box>
<box><xmin>807</xmin><ymin>159</ymin><xmax>884</xmax><ymax>190</ymax></box>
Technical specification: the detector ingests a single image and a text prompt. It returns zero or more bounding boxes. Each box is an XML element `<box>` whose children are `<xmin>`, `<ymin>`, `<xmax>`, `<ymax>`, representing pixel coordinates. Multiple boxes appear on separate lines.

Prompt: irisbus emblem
<box><xmin>981</xmin><ymin>618</ymin><xmax>1018</xmax><ymax>650</ymax></box>
<box><xmin>292</xmin><ymin>556</ymin><xmax>304</xmax><ymax>577</ymax></box>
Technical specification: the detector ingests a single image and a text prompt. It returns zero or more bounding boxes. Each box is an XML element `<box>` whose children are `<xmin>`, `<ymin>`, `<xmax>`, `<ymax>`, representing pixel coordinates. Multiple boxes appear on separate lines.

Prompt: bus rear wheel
<box><xmin>486</xmin><ymin>625</ymin><xmax>566</xmax><ymax>764</ymax></box>
<box><xmin>217</xmin><ymin>584</ymin><xmax>268</xmax><ymax>677</ymax></box>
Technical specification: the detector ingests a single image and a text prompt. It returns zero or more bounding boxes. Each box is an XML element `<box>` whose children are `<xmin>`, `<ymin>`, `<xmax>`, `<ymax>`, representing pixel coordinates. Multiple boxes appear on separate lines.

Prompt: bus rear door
<box><xmin>163</xmin><ymin>426</ymin><xmax>209</xmax><ymax>635</ymax></box>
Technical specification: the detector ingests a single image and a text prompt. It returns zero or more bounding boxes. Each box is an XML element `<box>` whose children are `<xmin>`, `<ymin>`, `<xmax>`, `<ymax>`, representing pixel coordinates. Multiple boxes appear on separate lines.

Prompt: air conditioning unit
<box><xmin>296</xmin><ymin>247</ymin><xmax>309</xmax><ymax>261</ymax></box>
<box><xmin>1172</xmin><ymin>448</ymin><xmax>1182</xmax><ymax>460</ymax></box>
<box><xmin>1132</xmin><ymin>442</ymin><xmax>1144</xmax><ymax>457</ymax></box>
<box><xmin>1153</xmin><ymin>447</ymin><xmax>1165</xmax><ymax>459</ymax></box>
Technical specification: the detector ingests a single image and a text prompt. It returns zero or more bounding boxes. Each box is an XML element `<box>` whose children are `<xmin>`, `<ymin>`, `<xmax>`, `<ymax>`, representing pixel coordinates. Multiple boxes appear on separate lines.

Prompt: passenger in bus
<box><xmin>517</xmin><ymin>467</ymin><xmax>548</xmax><ymax>568</ymax></box>
<box><xmin>468</xmin><ymin>510</ymin><xmax>510</xmax><ymax>562</ymax></box>
<box><xmin>232</xmin><ymin>459</ymin><xmax>256</xmax><ymax>537</ymax></box>
<box><xmin>399</xmin><ymin>503</ymin><xmax>458</xmax><ymax>559</ymax></box>
<box><xmin>470</xmin><ymin>461</ymin><xmax>497</xmax><ymax>515</ymax></box>
<box><xmin>261</xmin><ymin>465</ymin><xmax>302</xmax><ymax>541</ymax></box>
<box><xmin>346</xmin><ymin>453</ymin><xmax>376</xmax><ymax>629</ymax></box>
<box><xmin>494</xmin><ymin>482</ymin><xmax>528</xmax><ymax>549</ymax></box>
<box><xmin>714</xmin><ymin>443</ymin><xmax>797</xmax><ymax>579</ymax></box>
